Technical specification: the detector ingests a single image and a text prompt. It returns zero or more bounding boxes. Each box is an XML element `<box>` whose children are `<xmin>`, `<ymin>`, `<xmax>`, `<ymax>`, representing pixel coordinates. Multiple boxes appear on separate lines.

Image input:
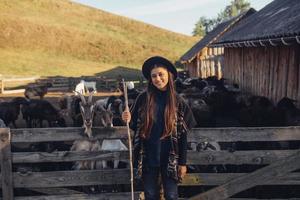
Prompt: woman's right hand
<box><xmin>122</xmin><ymin>110</ymin><xmax>131</xmax><ymax>123</ymax></box>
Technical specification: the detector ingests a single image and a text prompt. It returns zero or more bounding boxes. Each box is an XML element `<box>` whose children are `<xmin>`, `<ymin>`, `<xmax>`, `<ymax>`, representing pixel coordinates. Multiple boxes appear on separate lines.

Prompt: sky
<box><xmin>72</xmin><ymin>0</ymin><xmax>274</xmax><ymax>36</ymax></box>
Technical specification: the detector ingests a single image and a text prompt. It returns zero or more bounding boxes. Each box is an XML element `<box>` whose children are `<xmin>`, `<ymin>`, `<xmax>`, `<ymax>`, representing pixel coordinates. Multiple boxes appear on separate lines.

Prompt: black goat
<box><xmin>0</xmin><ymin>97</ymin><xmax>28</xmax><ymax>128</ymax></box>
<box><xmin>24</xmin><ymin>82</ymin><xmax>52</xmax><ymax>99</ymax></box>
<box><xmin>21</xmin><ymin>99</ymin><xmax>65</xmax><ymax>128</ymax></box>
<box><xmin>277</xmin><ymin>97</ymin><xmax>300</xmax><ymax>126</ymax></box>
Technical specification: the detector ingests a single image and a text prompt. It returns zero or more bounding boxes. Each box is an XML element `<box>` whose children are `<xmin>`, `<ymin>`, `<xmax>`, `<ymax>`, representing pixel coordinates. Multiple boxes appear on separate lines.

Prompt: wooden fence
<box><xmin>0</xmin><ymin>77</ymin><xmax>146</xmax><ymax>94</ymax></box>
<box><xmin>0</xmin><ymin>77</ymin><xmax>38</xmax><ymax>94</ymax></box>
<box><xmin>36</xmin><ymin>77</ymin><xmax>146</xmax><ymax>92</ymax></box>
<box><xmin>1</xmin><ymin>126</ymin><xmax>300</xmax><ymax>199</ymax></box>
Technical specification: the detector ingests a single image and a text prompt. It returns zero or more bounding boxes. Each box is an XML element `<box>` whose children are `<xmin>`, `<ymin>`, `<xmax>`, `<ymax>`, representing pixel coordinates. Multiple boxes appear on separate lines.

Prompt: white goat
<box><xmin>74</xmin><ymin>80</ymin><xmax>86</xmax><ymax>95</ymax></box>
<box><xmin>71</xmin><ymin>139</ymin><xmax>101</xmax><ymax>170</ymax></box>
<box><xmin>94</xmin><ymin>101</ymin><xmax>128</xmax><ymax>169</ymax></box>
<box><xmin>101</xmin><ymin>138</ymin><xmax>128</xmax><ymax>169</ymax></box>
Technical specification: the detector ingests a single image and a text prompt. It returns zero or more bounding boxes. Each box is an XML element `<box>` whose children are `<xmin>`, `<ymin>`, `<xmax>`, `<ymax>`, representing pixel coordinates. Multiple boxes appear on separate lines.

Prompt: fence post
<box><xmin>0</xmin><ymin>128</ymin><xmax>13</xmax><ymax>200</ymax></box>
<box><xmin>68</xmin><ymin>77</ymin><xmax>73</xmax><ymax>91</ymax></box>
<box><xmin>0</xmin><ymin>79</ymin><xmax>4</xmax><ymax>94</ymax></box>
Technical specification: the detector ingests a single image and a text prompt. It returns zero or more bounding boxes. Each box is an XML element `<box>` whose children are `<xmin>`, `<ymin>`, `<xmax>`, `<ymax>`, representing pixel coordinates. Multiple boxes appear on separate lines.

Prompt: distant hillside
<box><xmin>0</xmin><ymin>0</ymin><xmax>198</xmax><ymax>78</ymax></box>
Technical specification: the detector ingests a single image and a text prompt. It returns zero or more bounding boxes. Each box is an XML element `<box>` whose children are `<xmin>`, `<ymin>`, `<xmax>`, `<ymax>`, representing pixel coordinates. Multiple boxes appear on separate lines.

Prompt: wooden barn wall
<box><xmin>223</xmin><ymin>45</ymin><xmax>300</xmax><ymax>104</ymax></box>
<box><xmin>186</xmin><ymin>47</ymin><xmax>224</xmax><ymax>78</ymax></box>
<box><xmin>184</xmin><ymin>58</ymin><xmax>198</xmax><ymax>77</ymax></box>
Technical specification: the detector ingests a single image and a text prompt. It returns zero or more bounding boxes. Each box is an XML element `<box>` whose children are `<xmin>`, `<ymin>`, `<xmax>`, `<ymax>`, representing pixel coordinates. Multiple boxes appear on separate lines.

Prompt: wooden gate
<box><xmin>1</xmin><ymin>126</ymin><xmax>300</xmax><ymax>199</ymax></box>
<box><xmin>185</xmin><ymin>127</ymin><xmax>300</xmax><ymax>199</ymax></box>
<box><xmin>0</xmin><ymin>127</ymin><xmax>139</xmax><ymax>200</ymax></box>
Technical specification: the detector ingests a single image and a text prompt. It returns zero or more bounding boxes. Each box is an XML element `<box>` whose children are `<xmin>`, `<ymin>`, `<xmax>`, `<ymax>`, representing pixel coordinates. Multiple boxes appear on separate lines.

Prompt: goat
<box><xmin>71</xmin><ymin>139</ymin><xmax>101</xmax><ymax>170</ymax></box>
<box><xmin>58</xmin><ymin>94</ymin><xmax>77</xmax><ymax>127</ymax></box>
<box><xmin>21</xmin><ymin>99</ymin><xmax>66</xmax><ymax>128</ymax></box>
<box><xmin>74</xmin><ymin>80</ymin><xmax>86</xmax><ymax>95</ymax></box>
<box><xmin>277</xmin><ymin>97</ymin><xmax>300</xmax><ymax>126</ymax></box>
<box><xmin>93</xmin><ymin>102</ymin><xmax>126</xmax><ymax>169</ymax></box>
<box><xmin>95</xmin><ymin>96</ymin><xmax>123</xmax><ymax>126</ymax></box>
<box><xmin>0</xmin><ymin>97</ymin><xmax>28</xmax><ymax>128</ymax></box>
<box><xmin>93</xmin><ymin>103</ymin><xmax>113</xmax><ymax>127</ymax></box>
<box><xmin>24</xmin><ymin>82</ymin><xmax>52</xmax><ymax>99</ymax></box>
<box><xmin>94</xmin><ymin>98</ymin><xmax>128</xmax><ymax>169</ymax></box>
<box><xmin>70</xmin><ymin>92</ymin><xmax>102</xmax><ymax>167</ymax></box>
<box><xmin>70</xmin><ymin>92</ymin><xmax>127</xmax><ymax>171</ymax></box>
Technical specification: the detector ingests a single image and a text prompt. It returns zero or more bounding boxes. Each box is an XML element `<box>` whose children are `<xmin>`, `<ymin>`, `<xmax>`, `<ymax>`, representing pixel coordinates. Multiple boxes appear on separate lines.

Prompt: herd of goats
<box><xmin>1</xmin><ymin>75</ymin><xmax>300</xmax><ymax>130</ymax></box>
<box><xmin>0</xmin><ymin>74</ymin><xmax>300</xmax><ymax>148</ymax></box>
<box><xmin>0</xmin><ymin>75</ymin><xmax>299</xmax><ymax>147</ymax></box>
<box><xmin>0</xmin><ymin>75</ymin><xmax>300</xmax><ymax>194</ymax></box>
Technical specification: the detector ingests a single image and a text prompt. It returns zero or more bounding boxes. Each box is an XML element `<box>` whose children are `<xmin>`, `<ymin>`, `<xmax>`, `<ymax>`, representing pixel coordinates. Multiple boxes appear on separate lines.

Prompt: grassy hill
<box><xmin>0</xmin><ymin>0</ymin><xmax>198</xmax><ymax>79</ymax></box>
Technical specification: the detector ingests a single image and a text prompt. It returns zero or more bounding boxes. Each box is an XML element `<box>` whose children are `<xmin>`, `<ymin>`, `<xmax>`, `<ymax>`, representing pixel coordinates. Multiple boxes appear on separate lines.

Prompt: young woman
<box><xmin>122</xmin><ymin>56</ymin><xmax>196</xmax><ymax>200</ymax></box>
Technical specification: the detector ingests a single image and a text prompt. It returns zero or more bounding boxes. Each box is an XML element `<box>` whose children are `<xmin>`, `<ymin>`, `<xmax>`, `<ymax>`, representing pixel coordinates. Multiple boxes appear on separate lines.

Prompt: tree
<box><xmin>193</xmin><ymin>0</ymin><xmax>251</xmax><ymax>37</ymax></box>
<box><xmin>218</xmin><ymin>0</ymin><xmax>250</xmax><ymax>21</ymax></box>
<box><xmin>192</xmin><ymin>17</ymin><xmax>218</xmax><ymax>37</ymax></box>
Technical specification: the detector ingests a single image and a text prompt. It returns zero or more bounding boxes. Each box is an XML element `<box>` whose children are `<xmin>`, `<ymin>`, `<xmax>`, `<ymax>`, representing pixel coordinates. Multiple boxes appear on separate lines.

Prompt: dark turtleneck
<box><xmin>145</xmin><ymin>89</ymin><xmax>171</xmax><ymax>167</ymax></box>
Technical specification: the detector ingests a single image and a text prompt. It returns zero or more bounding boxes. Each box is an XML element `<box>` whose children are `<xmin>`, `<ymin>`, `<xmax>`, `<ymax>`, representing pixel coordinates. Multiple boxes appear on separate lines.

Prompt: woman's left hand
<box><xmin>178</xmin><ymin>165</ymin><xmax>187</xmax><ymax>180</ymax></box>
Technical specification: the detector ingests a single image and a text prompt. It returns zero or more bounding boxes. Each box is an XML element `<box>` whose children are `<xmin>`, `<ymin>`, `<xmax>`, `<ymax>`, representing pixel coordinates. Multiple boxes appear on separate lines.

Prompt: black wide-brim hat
<box><xmin>142</xmin><ymin>56</ymin><xmax>177</xmax><ymax>80</ymax></box>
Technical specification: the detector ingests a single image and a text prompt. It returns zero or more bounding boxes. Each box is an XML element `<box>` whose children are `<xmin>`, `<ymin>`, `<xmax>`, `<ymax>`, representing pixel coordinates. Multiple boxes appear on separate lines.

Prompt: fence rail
<box><xmin>0</xmin><ymin>126</ymin><xmax>300</xmax><ymax>199</ymax></box>
<box><xmin>0</xmin><ymin>77</ymin><xmax>39</xmax><ymax>94</ymax></box>
<box><xmin>0</xmin><ymin>76</ymin><xmax>146</xmax><ymax>94</ymax></box>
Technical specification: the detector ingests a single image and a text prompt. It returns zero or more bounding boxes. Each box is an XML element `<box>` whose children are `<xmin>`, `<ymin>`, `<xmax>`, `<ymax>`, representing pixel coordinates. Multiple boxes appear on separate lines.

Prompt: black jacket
<box><xmin>129</xmin><ymin>91</ymin><xmax>196</xmax><ymax>172</ymax></box>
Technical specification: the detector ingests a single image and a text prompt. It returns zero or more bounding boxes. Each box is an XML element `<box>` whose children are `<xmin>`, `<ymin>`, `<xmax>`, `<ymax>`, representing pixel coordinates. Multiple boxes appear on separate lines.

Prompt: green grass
<box><xmin>0</xmin><ymin>0</ymin><xmax>199</xmax><ymax>78</ymax></box>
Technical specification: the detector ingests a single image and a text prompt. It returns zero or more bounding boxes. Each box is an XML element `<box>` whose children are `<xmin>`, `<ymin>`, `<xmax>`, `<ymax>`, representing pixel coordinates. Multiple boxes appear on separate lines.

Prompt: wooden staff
<box><xmin>122</xmin><ymin>79</ymin><xmax>134</xmax><ymax>200</ymax></box>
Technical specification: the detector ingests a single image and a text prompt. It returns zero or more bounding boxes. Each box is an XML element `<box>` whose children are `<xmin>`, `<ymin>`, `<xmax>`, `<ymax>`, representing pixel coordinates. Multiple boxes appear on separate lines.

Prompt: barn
<box><xmin>180</xmin><ymin>8</ymin><xmax>256</xmax><ymax>78</ymax></box>
<box><xmin>211</xmin><ymin>0</ymin><xmax>300</xmax><ymax>104</ymax></box>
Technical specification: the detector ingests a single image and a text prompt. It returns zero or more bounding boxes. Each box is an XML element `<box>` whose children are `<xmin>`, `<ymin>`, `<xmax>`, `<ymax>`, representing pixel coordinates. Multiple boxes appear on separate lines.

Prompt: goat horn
<box><xmin>98</xmin><ymin>104</ymin><xmax>106</xmax><ymax>112</ymax></box>
<box><xmin>107</xmin><ymin>103</ymin><xmax>112</xmax><ymax>111</ymax></box>
<box><xmin>88</xmin><ymin>90</ymin><xmax>95</xmax><ymax>104</ymax></box>
<box><xmin>73</xmin><ymin>90</ymin><xmax>87</xmax><ymax>105</ymax></box>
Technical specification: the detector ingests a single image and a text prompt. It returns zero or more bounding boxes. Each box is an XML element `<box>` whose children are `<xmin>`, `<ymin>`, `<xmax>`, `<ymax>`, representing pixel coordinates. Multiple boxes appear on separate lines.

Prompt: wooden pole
<box><xmin>1</xmin><ymin>79</ymin><xmax>4</xmax><ymax>94</ymax></box>
<box><xmin>122</xmin><ymin>79</ymin><xmax>134</xmax><ymax>200</ymax></box>
<box><xmin>0</xmin><ymin>128</ymin><xmax>13</xmax><ymax>200</ymax></box>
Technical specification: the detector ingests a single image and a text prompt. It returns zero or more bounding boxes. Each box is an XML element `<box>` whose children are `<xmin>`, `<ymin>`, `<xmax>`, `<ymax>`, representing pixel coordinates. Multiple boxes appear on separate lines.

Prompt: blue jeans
<box><xmin>143</xmin><ymin>166</ymin><xmax>178</xmax><ymax>200</ymax></box>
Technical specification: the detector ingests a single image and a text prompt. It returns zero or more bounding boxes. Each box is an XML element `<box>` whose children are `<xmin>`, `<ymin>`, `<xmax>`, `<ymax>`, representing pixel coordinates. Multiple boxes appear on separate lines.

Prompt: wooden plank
<box><xmin>274</xmin><ymin>47</ymin><xmax>280</xmax><ymax>102</ymax></box>
<box><xmin>13</xmin><ymin>192</ymin><xmax>141</xmax><ymax>200</ymax></box>
<box><xmin>11</xmin><ymin>127</ymin><xmax>130</xmax><ymax>143</ymax></box>
<box><xmin>189</xmin><ymin>149</ymin><xmax>300</xmax><ymax>200</ymax></box>
<box><xmin>189</xmin><ymin>126</ymin><xmax>300</xmax><ymax>142</ymax></box>
<box><xmin>0</xmin><ymin>79</ymin><xmax>4</xmax><ymax>93</ymax></box>
<box><xmin>289</xmin><ymin>46</ymin><xmax>298</xmax><ymax>100</ymax></box>
<box><xmin>180</xmin><ymin>172</ymin><xmax>300</xmax><ymax>186</ymax></box>
<box><xmin>297</xmin><ymin>45</ymin><xmax>300</xmax><ymax>107</ymax></box>
<box><xmin>0</xmin><ymin>128</ymin><xmax>13</xmax><ymax>200</ymax></box>
<box><xmin>265</xmin><ymin>47</ymin><xmax>271</xmax><ymax>98</ymax></box>
<box><xmin>2</xmin><ymin>172</ymin><xmax>300</xmax><ymax>188</ymax></box>
<box><xmin>12</xmin><ymin>150</ymin><xmax>129</xmax><ymax>163</ymax></box>
<box><xmin>2</xmin><ymin>77</ymin><xmax>39</xmax><ymax>82</ymax></box>
<box><xmin>186</xmin><ymin>150</ymin><xmax>297</xmax><ymax>165</ymax></box>
<box><xmin>52</xmin><ymin>84</ymin><xmax>68</xmax><ymax>87</ymax></box>
<box><xmin>11</xmin><ymin>126</ymin><xmax>300</xmax><ymax>143</ymax></box>
<box><xmin>268</xmin><ymin>47</ymin><xmax>275</xmax><ymax>102</ymax></box>
<box><xmin>29</xmin><ymin>187</ymin><xmax>84</xmax><ymax>195</ymax></box>
<box><xmin>286</xmin><ymin>46</ymin><xmax>294</xmax><ymax>98</ymax></box>
<box><xmin>13</xmin><ymin>169</ymin><xmax>131</xmax><ymax>188</ymax></box>
<box><xmin>2</xmin><ymin>89</ymin><xmax>25</xmax><ymax>94</ymax></box>
<box><xmin>229</xmin><ymin>199</ymin><xmax>300</xmax><ymax>200</ymax></box>
<box><xmin>12</xmin><ymin>150</ymin><xmax>297</xmax><ymax>165</ymax></box>
<box><xmin>48</xmin><ymin>87</ymin><xmax>69</xmax><ymax>92</ymax></box>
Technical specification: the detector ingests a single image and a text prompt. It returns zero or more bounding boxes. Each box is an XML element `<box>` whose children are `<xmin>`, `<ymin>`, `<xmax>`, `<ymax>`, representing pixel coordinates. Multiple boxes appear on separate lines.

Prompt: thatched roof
<box><xmin>180</xmin><ymin>8</ymin><xmax>256</xmax><ymax>63</ymax></box>
<box><xmin>214</xmin><ymin>0</ymin><xmax>300</xmax><ymax>46</ymax></box>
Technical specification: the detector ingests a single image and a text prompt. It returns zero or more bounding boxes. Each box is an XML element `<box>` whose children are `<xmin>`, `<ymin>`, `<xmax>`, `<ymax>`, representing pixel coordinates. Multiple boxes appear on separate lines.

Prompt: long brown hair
<box><xmin>140</xmin><ymin>68</ymin><xmax>177</xmax><ymax>139</ymax></box>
